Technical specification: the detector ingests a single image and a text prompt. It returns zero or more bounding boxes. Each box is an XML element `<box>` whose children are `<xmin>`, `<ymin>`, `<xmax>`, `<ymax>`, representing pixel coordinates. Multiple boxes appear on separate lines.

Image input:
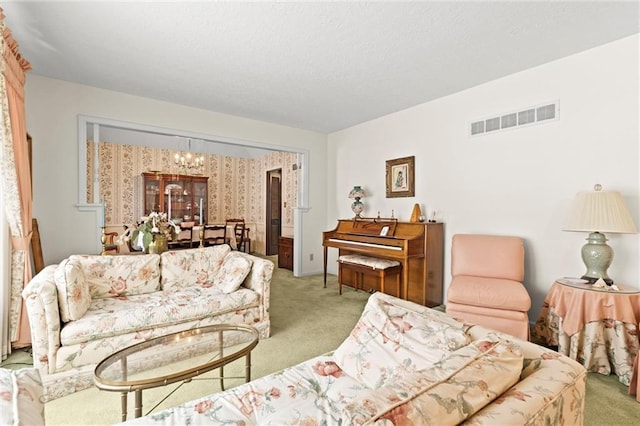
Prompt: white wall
<box><xmin>328</xmin><ymin>35</ymin><xmax>640</xmax><ymax>320</ymax></box>
<box><xmin>24</xmin><ymin>76</ymin><xmax>328</xmax><ymax>274</ymax></box>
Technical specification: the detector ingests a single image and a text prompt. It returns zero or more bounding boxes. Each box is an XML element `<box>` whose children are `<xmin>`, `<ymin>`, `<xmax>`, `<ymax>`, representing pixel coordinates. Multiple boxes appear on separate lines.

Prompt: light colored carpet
<box><xmin>3</xmin><ymin>256</ymin><xmax>640</xmax><ymax>424</ymax></box>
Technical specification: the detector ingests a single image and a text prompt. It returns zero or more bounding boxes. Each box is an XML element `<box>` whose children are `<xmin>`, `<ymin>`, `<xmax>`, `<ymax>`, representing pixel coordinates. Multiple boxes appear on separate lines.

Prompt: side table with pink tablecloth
<box><xmin>532</xmin><ymin>280</ymin><xmax>640</xmax><ymax>401</ymax></box>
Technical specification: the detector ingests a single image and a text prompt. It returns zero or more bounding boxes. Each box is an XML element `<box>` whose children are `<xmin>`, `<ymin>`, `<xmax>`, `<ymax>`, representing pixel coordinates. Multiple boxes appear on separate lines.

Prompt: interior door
<box><xmin>266</xmin><ymin>169</ymin><xmax>282</xmax><ymax>255</ymax></box>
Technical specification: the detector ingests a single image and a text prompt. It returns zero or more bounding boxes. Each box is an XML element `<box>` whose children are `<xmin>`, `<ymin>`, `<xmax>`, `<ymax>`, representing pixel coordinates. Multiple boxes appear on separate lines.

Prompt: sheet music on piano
<box><xmin>323</xmin><ymin>218</ymin><xmax>444</xmax><ymax>307</ymax></box>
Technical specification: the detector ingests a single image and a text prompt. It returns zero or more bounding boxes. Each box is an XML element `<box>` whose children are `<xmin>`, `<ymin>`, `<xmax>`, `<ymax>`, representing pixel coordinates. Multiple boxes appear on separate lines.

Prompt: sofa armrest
<box><xmin>21</xmin><ymin>264</ymin><xmax>61</xmax><ymax>375</ymax></box>
<box><xmin>240</xmin><ymin>255</ymin><xmax>274</xmax><ymax>322</ymax></box>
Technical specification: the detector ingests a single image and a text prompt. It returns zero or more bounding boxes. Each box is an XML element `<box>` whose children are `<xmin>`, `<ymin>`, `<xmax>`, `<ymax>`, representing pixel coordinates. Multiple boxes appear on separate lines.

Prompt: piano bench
<box><xmin>338</xmin><ymin>254</ymin><xmax>401</xmax><ymax>296</ymax></box>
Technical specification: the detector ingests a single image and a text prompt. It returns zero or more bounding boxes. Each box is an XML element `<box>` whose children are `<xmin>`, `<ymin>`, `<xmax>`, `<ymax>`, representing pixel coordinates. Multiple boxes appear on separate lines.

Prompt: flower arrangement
<box><xmin>131</xmin><ymin>212</ymin><xmax>180</xmax><ymax>251</ymax></box>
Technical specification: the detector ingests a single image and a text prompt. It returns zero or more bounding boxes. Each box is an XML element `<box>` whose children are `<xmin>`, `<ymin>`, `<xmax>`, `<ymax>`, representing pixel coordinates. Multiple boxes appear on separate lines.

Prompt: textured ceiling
<box><xmin>3</xmin><ymin>1</ymin><xmax>639</xmax><ymax>133</ymax></box>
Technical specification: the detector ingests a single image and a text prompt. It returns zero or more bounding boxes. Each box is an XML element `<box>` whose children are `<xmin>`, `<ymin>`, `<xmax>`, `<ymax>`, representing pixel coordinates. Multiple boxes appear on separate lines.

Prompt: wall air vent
<box><xmin>485</xmin><ymin>117</ymin><xmax>500</xmax><ymax>132</ymax></box>
<box><xmin>536</xmin><ymin>103</ymin><xmax>556</xmax><ymax>121</ymax></box>
<box><xmin>501</xmin><ymin>113</ymin><xmax>517</xmax><ymax>129</ymax></box>
<box><xmin>470</xmin><ymin>121</ymin><xmax>485</xmax><ymax>135</ymax></box>
<box><xmin>518</xmin><ymin>109</ymin><xmax>535</xmax><ymax>125</ymax></box>
<box><xmin>470</xmin><ymin>100</ymin><xmax>559</xmax><ymax>137</ymax></box>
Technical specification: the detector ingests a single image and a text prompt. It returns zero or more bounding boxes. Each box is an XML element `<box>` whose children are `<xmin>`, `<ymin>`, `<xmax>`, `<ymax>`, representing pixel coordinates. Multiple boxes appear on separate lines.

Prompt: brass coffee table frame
<box><xmin>94</xmin><ymin>323</ymin><xmax>259</xmax><ymax>421</ymax></box>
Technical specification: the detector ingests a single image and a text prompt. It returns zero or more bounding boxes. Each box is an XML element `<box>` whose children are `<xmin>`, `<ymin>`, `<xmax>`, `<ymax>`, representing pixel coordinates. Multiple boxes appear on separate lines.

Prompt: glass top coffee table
<box><xmin>94</xmin><ymin>323</ymin><xmax>259</xmax><ymax>421</ymax></box>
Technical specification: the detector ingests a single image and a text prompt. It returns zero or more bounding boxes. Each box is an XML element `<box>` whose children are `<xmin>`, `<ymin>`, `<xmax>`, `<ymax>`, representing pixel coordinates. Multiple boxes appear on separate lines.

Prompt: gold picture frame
<box><xmin>386</xmin><ymin>156</ymin><xmax>415</xmax><ymax>198</ymax></box>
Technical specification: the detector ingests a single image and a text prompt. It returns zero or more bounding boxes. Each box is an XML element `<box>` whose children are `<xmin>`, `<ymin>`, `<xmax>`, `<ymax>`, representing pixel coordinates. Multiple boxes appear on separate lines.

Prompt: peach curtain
<box><xmin>0</xmin><ymin>10</ymin><xmax>32</xmax><ymax>354</ymax></box>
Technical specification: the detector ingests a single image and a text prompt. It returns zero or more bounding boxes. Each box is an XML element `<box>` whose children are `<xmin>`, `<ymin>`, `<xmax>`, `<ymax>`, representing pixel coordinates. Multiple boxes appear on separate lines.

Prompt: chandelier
<box><xmin>174</xmin><ymin>138</ymin><xmax>204</xmax><ymax>174</ymax></box>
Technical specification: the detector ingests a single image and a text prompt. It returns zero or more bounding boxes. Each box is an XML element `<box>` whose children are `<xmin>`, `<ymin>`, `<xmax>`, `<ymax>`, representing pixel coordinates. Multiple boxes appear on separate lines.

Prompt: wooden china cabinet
<box><xmin>142</xmin><ymin>173</ymin><xmax>209</xmax><ymax>224</ymax></box>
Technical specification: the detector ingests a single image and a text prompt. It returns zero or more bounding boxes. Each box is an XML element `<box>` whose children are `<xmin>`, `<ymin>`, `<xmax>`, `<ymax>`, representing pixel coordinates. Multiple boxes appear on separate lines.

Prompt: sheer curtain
<box><xmin>0</xmin><ymin>10</ymin><xmax>32</xmax><ymax>359</ymax></box>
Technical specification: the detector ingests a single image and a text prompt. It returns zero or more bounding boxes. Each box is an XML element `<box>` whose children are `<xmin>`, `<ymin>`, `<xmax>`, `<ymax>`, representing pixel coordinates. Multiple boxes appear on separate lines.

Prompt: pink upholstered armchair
<box><xmin>445</xmin><ymin>234</ymin><xmax>531</xmax><ymax>340</ymax></box>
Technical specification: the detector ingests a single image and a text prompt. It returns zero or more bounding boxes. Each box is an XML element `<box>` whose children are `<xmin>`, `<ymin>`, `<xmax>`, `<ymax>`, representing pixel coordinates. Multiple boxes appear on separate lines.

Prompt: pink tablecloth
<box><xmin>532</xmin><ymin>281</ymin><xmax>640</xmax><ymax>400</ymax></box>
<box><xmin>544</xmin><ymin>281</ymin><xmax>640</xmax><ymax>337</ymax></box>
<box><xmin>631</xmin><ymin>354</ymin><xmax>640</xmax><ymax>402</ymax></box>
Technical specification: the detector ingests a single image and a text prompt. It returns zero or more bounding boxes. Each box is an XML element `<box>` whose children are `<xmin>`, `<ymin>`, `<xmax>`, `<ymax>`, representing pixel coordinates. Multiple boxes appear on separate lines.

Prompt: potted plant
<box><xmin>130</xmin><ymin>212</ymin><xmax>180</xmax><ymax>253</ymax></box>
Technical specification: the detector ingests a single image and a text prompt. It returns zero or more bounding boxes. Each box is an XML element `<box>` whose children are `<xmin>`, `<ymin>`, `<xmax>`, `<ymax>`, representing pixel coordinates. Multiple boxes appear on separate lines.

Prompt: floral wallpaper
<box><xmin>87</xmin><ymin>141</ymin><xmax>298</xmax><ymax>254</ymax></box>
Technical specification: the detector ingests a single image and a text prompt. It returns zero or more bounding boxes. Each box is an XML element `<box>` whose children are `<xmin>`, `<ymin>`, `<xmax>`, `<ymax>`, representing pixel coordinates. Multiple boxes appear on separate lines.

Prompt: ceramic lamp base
<box><xmin>580</xmin><ymin>231</ymin><xmax>614</xmax><ymax>285</ymax></box>
<box><xmin>351</xmin><ymin>199</ymin><xmax>364</xmax><ymax>218</ymax></box>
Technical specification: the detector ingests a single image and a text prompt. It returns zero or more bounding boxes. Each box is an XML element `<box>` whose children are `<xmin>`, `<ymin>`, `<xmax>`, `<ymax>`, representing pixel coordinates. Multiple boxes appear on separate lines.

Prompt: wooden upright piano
<box><xmin>323</xmin><ymin>218</ymin><xmax>443</xmax><ymax>307</ymax></box>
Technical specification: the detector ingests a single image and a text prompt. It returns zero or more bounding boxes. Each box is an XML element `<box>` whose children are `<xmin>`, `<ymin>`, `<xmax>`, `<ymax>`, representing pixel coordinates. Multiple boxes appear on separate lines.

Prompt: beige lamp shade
<box><xmin>564</xmin><ymin>184</ymin><xmax>637</xmax><ymax>285</ymax></box>
<box><xmin>564</xmin><ymin>184</ymin><xmax>637</xmax><ymax>234</ymax></box>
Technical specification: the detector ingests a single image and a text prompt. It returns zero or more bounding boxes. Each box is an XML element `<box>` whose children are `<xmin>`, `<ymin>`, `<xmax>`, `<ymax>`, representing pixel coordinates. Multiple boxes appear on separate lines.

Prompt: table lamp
<box><xmin>348</xmin><ymin>186</ymin><xmax>366</xmax><ymax>218</ymax></box>
<box><xmin>563</xmin><ymin>184</ymin><xmax>637</xmax><ymax>285</ymax></box>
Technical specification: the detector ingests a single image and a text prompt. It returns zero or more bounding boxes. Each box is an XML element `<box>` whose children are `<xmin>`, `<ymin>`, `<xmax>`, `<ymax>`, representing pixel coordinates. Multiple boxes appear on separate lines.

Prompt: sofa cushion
<box><xmin>69</xmin><ymin>254</ymin><xmax>161</xmax><ymax>299</ymax></box>
<box><xmin>60</xmin><ymin>286</ymin><xmax>259</xmax><ymax>346</ymax></box>
<box><xmin>342</xmin><ymin>338</ymin><xmax>524</xmax><ymax>425</ymax></box>
<box><xmin>333</xmin><ymin>292</ymin><xmax>470</xmax><ymax>389</ymax></box>
<box><xmin>447</xmin><ymin>275</ymin><xmax>531</xmax><ymax>311</ymax></box>
<box><xmin>0</xmin><ymin>367</ymin><xmax>45</xmax><ymax>426</ymax></box>
<box><xmin>214</xmin><ymin>251</ymin><xmax>253</xmax><ymax>294</ymax></box>
<box><xmin>54</xmin><ymin>257</ymin><xmax>91</xmax><ymax>322</ymax></box>
<box><xmin>160</xmin><ymin>245</ymin><xmax>231</xmax><ymax>290</ymax></box>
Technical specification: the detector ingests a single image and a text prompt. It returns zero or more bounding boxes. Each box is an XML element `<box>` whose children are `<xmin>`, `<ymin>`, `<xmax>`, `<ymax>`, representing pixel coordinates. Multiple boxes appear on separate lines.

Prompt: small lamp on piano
<box><xmin>563</xmin><ymin>184</ymin><xmax>637</xmax><ymax>285</ymax></box>
<box><xmin>349</xmin><ymin>186</ymin><xmax>366</xmax><ymax>219</ymax></box>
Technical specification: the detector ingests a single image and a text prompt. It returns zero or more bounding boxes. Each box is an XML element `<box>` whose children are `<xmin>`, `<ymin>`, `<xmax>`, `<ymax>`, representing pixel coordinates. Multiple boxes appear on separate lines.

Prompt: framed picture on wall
<box><xmin>385</xmin><ymin>156</ymin><xmax>415</xmax><ymax>198</ymax></box>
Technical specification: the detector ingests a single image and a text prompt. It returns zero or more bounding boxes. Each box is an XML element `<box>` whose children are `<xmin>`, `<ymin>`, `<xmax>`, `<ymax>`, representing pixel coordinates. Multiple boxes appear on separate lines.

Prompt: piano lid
<box><xmin>334</xmin><ymin>217</ymin><xmax>398</xmax><ymax>237</ymax></box>
<box><xmin>325</xmin><ymin>218</ymin><xmax>427</xmax><ymax>246</ymax></box>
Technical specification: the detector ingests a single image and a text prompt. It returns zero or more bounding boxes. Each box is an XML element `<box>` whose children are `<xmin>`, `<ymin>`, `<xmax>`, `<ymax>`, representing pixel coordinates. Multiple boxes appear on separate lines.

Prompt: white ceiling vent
<box><xmin>470</xmin><ymin>100</ymin><xmax>559</xmax><ymax>137</ymax></box>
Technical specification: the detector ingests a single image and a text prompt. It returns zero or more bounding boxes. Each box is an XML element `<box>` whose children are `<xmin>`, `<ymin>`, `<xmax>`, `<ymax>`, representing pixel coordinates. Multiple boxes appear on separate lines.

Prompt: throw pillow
<box><xmin>214</xmin><ymin>252</ymin><xmax>253</xmax><ymax>294</ymax></box>
<box><xmin>333</xmin><ymin>292</ymin><xmax>470</xmax><ymax>389</ymax></box>
<box><xmin>54</xmin><ymin>257</ymin><xmax>91</xmax><ymax>322</ymax></box>
<box><xmin>71</xmin><ymin>254</ymin><xmax>161</xmax><ymax>298</ymax></box>
<box><xmin>161</xmin><ymin>245</ymin><xmax>231</xmax><ymax>290</ymax></box>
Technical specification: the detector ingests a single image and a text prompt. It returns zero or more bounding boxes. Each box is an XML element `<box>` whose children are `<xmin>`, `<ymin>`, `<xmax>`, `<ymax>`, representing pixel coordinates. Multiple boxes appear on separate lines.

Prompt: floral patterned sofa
<box><xmin>125</xmin><ymin>292</ymin><xmax>587</xmax><ymax>425</ymax></box>
<box><xmin>21</xmin><ymin>244</ymin><xmax>273</xmax><ymax>402</ymax></box>
<box><xmin>0</xmin><ymin>367</ymin><xmax>44</xmax><ymax>425</ymax></box>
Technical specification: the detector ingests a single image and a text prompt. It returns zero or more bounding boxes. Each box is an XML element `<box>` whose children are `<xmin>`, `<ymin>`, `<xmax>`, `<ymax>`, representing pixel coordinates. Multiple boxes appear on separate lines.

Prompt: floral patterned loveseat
<box><xmin>22</xmin><ymin>244</ymin><xmax>273</xmax><ymax>402</ymax></box>
<box><xmin>125</xmin><ymin>292</ymin><xmax>587</xmax><ymax>425</ymax></box>
<box><xmin>0</xmin><ymin>367</ymin><xmax>44</xmax><ymax>425</ymax></box>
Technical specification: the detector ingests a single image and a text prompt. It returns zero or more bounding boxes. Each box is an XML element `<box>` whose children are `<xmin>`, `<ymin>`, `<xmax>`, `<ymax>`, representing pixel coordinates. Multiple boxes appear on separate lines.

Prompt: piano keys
<box><xmin>323</xmin><ymin>218</ymin><xmax>443</xmax><ymax>307</ymax></box>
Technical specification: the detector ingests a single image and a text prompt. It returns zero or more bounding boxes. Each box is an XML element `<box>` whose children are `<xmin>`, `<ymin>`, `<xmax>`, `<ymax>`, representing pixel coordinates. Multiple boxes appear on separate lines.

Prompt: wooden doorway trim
<box><xmin>265</xmin><ymin>169</ymin><xmax>282</xmax><ymax>256</ymax></box>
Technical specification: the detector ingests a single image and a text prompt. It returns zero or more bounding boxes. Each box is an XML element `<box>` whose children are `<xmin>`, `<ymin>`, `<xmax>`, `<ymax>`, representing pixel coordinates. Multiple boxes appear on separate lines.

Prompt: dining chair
<box><xmin>225</xmin><ymin>219</ymin><xmax>246</xmax><ymax>251</ymax></box>
<box><xmin>203</xmin><ymin>224</ymin><xmax>227</xmax><ymax>246</ymax></box>
<box><xmin>101</xmin><ymin>231</ymin><xmax>119</xmax><ymax>255</ymax></box>
<box><xmin>170</xmin><ymin>221</ymin><xmax>195</xmax><ymax>249</ymax></box>
<box><xmin>241</xmin><ymin>227</ymin><xmax>251</xmax><ymax>253</ymax></box>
